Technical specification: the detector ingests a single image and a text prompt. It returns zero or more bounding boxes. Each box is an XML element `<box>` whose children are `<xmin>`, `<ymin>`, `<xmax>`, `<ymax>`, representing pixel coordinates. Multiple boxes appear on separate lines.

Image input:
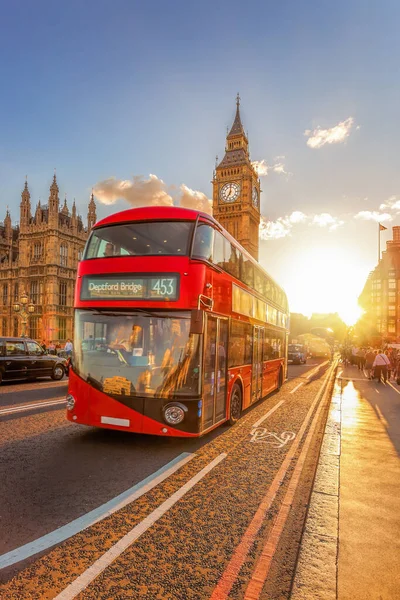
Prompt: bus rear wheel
<box><xmin>229</xmin><ymin>383</ymin><xmax>242</xmax><ymax>425</ymax></box>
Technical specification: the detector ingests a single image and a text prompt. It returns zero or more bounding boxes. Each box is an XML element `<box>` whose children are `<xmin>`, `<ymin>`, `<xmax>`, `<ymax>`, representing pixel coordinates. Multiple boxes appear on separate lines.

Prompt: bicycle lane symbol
<box><xmin>249</xmin><ymin>428</ymin><xmax>296</xmax><ymax>448</ymax></box>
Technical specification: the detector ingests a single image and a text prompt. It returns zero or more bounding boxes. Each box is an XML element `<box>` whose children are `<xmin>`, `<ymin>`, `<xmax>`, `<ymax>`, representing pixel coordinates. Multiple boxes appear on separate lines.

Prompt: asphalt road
<box><xmin>0</xmin><ymin>359</ymin><xmax>332</xmax><ymax>599</ymax></box>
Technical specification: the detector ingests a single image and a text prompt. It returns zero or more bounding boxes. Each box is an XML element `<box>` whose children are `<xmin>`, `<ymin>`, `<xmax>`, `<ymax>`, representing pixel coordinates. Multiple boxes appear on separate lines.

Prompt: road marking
<box><xmin>387</xmin><ymin>381</ymin><xmax>400</xmax><ymax>395</ymax></box>
<box><xmin>243</xmin><ymin>363</ymin><xmax>334</xmax><ymax>600</ymax></box>
<box><xmin>249</xmin><ymin>429</ymin><xmax>296</xmax><ymax>447</ymax></box>
<box><xmin>375</xmin><ymin>404</ymin><xmax>389</xmax><ymax>428</ymax></box>
<box><xmin>54</xmin><ymin>453</ymin><xmax>226</xmax><ymax>600</ymax></box>
<box><xmin>210</xmin><ymin>363</ymin><xmax>335</xmax><ymax>600</ymax></box>
<box><xmin>0</xmin><ymin>452</ymin><xmax>196</xmax><ymax>570</ymax></box>
<box><xmin>251</xmin><ymin>400</ymin><xmax>284</xmax><ymax>430</ymax></box>
<box><xmin>375</xmin><ymin>389</ymin><xmax>380</xmax><ymax>394</ymax></box>
<box><xmin>290</xmin><ymin>382</ymin><xmax>304</xmax><ymax>394</ymax></box>
<box><xmin>306</xmin><ymin>360</ymin><xmax>329</xmax><ymax>380</ymax></box>
<box><xmin>289</xmin><ymin>361</ymin><xmax>329</xmax><ymax>394</ymax></box>
<box><xmin>0</xmin><ymin>397</ymin><xmax>66</xmax><ymax>417</ymax></box>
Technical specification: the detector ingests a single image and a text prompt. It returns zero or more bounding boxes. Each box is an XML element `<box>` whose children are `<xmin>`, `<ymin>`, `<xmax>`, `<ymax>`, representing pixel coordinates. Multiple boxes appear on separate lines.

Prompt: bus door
<box><xmin>202</xmin><ymin>316</ymin><xmax>228</xmax><ymax>431</ymax></box>
<box><xmin>252</xmin><ymin>326</ymin><xmax>264</xmax><ymax>403</ymax></box>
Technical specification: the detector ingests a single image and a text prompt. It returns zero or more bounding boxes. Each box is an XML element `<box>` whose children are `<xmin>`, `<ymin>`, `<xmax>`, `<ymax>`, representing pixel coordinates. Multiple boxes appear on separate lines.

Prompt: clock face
<box><xmin>219</xmin><ymin>182</ymin><xmax>240</xmax><ymax>203</ymax></box>
<box><xmin>252</xmin><ymin>186</ymin><xmax>259</xmax><ymax>207</ymax></box>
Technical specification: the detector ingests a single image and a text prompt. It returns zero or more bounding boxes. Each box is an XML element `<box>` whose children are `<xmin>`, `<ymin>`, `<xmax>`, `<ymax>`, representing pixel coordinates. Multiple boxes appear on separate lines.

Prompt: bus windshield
<box><xmin>73</xmin><ymin>309</ymin><xmax>201</xmax><ymax>398</ymax></box>
<box><xmin>85</xmin><ymin>221</ymin><xmax>194</xmax><ymax>258</ymax></box>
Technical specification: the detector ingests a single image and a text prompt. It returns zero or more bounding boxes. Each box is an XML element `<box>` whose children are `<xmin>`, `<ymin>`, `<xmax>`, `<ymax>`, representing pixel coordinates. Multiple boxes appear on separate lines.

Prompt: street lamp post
<box><xmin>13</xmin><ymin>291</ymin><xmax>35</xmax><ymax>337</ymax></box>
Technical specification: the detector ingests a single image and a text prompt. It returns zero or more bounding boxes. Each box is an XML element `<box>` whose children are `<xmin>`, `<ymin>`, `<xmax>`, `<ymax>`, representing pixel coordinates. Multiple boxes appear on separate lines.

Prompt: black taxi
<box><xmin>0</xmin><ymin>337</ymin><xmax>67</xmax><ymax>384</ymax></box>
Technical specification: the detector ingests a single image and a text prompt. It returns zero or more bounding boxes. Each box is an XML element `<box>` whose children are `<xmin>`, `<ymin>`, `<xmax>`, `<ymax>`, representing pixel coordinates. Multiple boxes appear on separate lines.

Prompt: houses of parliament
<box><xmin>0</xmin><ymin>174</ymin><xmax>96</xmax><ymax>343</ymax></box>
<box><xmin>0</xmin><ymin>96</ymin><xmax>260</xmax><ymax>343</ymax></box>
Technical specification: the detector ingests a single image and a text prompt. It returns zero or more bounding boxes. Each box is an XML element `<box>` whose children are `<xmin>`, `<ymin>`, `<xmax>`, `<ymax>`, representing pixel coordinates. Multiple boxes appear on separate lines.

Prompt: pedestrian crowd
<box><xmin>341</xmin><ymin>345</ymin><xmax>400</xmax><ymax>384</ymax></box>
<box><xmin>39</xmin><ymin>339</ymin><xmax>74</xmax><ymax>357</ymax></box>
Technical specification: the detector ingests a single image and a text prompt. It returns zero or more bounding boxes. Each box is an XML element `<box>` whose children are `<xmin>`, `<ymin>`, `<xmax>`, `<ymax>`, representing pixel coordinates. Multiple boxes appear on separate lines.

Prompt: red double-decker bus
<box><xmin>66</xmin><ymin>206</ymin><xmax>289</xmax><ymax>437</ymax></box>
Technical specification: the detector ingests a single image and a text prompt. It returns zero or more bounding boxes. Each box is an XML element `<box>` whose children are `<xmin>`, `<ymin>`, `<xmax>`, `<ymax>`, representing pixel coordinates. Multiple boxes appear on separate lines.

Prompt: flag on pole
<box><xmin>379</xmin><ymin>223</ymin><xmax>387</xmax><ymax>231</ymax></box>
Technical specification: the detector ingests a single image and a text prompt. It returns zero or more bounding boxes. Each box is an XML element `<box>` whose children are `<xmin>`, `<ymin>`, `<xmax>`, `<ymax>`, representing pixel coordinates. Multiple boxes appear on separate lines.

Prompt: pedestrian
<box><xmin>64</xmin><ymin>338</ymin><xmax>73</xmax><ymax>357</ymax></box>
<box><xmin>365</xmin><ymin>348</ymin><xmax>375</xmax><ymax>379</ymax></box>
<box><xmin>394</xmin><ymin>352</ymin><xmax>400</xmax><ymax>384</ymax></box>
<box><xmin>351</xmin><ymin>346</ymin><xmax>359</xmax><ymax>367</ymax></box>
<box><xmin>48</xmin><ymin>341</ymin><xmax>56</xmax><ymax>355</ymax></box>
<box><xmin>387</xmin><ymin>352</ymin><xmax>393</xmax><ymax>381</ymax></box>
<box><xmin>357</xmin><ymin>347</ymin><xmax>366</xmax><ymax>371</ymax></box>
<box><xmin>40</xmin><ymin>340</ymin><xmax>47</xmax><ymax>351</ymax></box>
<box><xmin>372</xmin><ymin>350</ymin><xmax>390</xmax><ymax>383</ymax></box>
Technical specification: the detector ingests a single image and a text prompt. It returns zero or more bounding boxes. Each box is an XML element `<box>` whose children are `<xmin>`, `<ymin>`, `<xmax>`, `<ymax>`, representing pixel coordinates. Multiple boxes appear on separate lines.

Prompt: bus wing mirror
<box><xmin>190</xmin><ymin>310</ymin><xmax>204</xmax><ymax>334</ymax></box>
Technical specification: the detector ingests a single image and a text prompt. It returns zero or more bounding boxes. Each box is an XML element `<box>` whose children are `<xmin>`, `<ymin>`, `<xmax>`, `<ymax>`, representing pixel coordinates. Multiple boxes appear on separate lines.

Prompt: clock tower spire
<box><xmin>212</xmin><ymin>95</ymin><xmax>261</xmax><ymax>260</ymax></box>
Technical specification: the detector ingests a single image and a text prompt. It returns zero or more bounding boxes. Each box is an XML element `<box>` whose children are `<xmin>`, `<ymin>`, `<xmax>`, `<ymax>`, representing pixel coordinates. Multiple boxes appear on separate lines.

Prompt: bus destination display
<box><xmin>81</xmin><ymin>275</ymin><xmax>179</xmax><ymax>301</ymax></box>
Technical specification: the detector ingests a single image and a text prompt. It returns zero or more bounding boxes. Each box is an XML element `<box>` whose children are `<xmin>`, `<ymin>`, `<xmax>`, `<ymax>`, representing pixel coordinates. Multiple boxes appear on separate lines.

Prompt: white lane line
<box><xmin>0</xmin><ymin>452</ymin><xmax>196</xmax><ymax>570</ymax></box>
<box><xmin>251</xmin><ymin>400</ymin><xmax>284</xmax><ymax>429</ymax></box>
<box><xmin>306</xmin><ymin>360</ymin><xmax>329</xmax><ymax>380</ymax></box>
<box><xmin>375</xmin><ymin>389</ymin><xmax>380</xmax><ymax>394</ymax></box>
<box><xmin>0</xmin><ymin>398</ymin><xmax>66</xmax><ymax>416</ymax></box>
<box><xmin>387</xmin><ymin>381</ymin><xmax>400</xmax><ymax>395</ymax></box>
<box><xmin>54</xmin><ymin>453</ymin><xmax>226</xmax><ymax>600</ymax></box>
<box><xmin>290</xmin><ymin>382</ymin><xmax>304</xmax><ymax>395</ymax></box>
<box><xmin>375</xmin><ymin>404</ymin><xmax>389</xmax><ymax>428</ymax></box>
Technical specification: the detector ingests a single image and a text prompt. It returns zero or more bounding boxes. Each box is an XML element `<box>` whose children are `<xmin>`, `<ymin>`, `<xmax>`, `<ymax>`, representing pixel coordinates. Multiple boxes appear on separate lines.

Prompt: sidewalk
<box><xmin>291</xmin><ymin>365</ymin><xmax>400</xmax><ymax>600</ymax></box>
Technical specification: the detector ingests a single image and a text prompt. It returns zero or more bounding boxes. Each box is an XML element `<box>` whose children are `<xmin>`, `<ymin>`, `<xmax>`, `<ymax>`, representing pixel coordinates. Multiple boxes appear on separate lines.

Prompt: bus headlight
<box><xmin>163</xmin><ymin>403</ymin><xmax>187</xmax><ymax>425</ymax></box>
<box><xmin>66</xmin><ymin>394</ymin><xmax>76</xmax><ymax>411</ymax></box>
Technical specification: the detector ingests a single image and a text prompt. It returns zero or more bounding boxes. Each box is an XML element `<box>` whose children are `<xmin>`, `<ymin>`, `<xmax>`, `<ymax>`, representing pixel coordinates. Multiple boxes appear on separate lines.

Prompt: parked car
<box><xmin>288</xmin><ymin>343</ymin><xmax>307</xmax><ymax>365</ymax></box>
<box><xmin>0</xmin><ymin>337</ymin><xmax>67</xmax><ymax>384</ymax></box>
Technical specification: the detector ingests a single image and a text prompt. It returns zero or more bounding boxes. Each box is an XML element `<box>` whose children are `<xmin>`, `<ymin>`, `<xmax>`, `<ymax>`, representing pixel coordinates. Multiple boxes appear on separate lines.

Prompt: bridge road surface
<box><xmin>0</xmin><ymin>359</ymin><xmax>333</xmax><ymax>599</ymax></box>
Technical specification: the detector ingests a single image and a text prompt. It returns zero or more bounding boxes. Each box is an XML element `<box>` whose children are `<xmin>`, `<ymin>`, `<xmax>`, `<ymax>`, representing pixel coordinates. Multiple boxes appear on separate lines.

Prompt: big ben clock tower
<box><xmin>212</xmin><ymin>94</ymin><xmax>261</xmax><ymax>260</ymax></box>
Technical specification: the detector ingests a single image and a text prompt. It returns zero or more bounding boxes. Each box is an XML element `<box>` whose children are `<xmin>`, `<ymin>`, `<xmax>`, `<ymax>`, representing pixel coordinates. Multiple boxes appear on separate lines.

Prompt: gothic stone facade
<box><xmin>0</xmin><ymin>175</ymin><xmax>96</xmax><ymax>343</ymax></box>
<box><xmin>212</xmin><ymin>95</ymin><xmax>261</xmax><ymax>260</ymax></box>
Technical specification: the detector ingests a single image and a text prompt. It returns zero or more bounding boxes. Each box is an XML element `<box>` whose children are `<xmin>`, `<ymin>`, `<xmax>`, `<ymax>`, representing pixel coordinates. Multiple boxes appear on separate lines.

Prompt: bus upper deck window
<box><xmin>192</xmin><ymin>223</ymin><xmax>214</xmax><ymax>261</ymax></box>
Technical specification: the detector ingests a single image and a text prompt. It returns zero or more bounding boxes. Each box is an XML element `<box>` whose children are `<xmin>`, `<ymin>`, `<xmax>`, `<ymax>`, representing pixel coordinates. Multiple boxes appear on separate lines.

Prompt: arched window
<box><xmin>60</xmin><ymin>244</ymin><xmax>68</xmax><ymax>266</ymax></box>
<box><xmin>33</xmin><ymin>242</ymin><xmax>42</xmax><ymax>261</ymax></box>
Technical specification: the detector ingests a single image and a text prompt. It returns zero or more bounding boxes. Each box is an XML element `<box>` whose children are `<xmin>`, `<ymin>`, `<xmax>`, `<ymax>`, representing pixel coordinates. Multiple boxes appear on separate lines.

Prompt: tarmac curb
<box><xmin>290</xmin><ymin>364</ymin><xmax>340</xmax><ymax>600</ymax></box>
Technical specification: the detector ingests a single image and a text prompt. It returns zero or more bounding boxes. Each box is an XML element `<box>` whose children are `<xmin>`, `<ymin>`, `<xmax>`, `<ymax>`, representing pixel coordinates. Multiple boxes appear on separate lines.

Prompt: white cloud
<box><xmin>179</xmin><ymin>184</ymin><xmax>212</xmax><ymax>214</ymax></box>
<box><xmin>305</xmin><ymin>117</ymin><xmax>355</xmax><ymax>149</ymax></box>
<box><xmin>260</xmin><ymin>211</ymin><xmax>344</xmax><ymax>240</ymax></box>
<box><xmin>379</xmin><ymin>196</ymin><xmax>400</xmax><ymax>211</ymax></box>
<box><xmin>272</xmin><ymin>162</ymin><xmax>287</xmax><ymax>175</ymax></box>
<box><xmin>312</xmin><ymin>213</ymin><xmax>344</xmax><ymax>230</ymax></box>
<box><xmin>93</xmin><ymin>174</ymin><xmax>173</xmax><ymax>207</ymax></box>
<box><xmin>259</xmin><ymin>215</ymin><xmax>292</xmax><ymax>240</ymax></box>
<box><xmin>289</xmin><ymin>211</ymin><xmax>307</xmax><ymax>224</ymax></box>
<box><xmin>252</xmin><ymin>160</ymin><xmax>269</xmax><ymax>176</ymax></box>
<box><xmin>354</xmin><ymin>211</ymin><xmax>392</xmax><ymax>223</ymax></box>
<box><xmin>252</xmin><ymin>157</ymin><xmax>290</xmax><ymax>177</ymax></box>
<box><xmin>93</xmin><ymin>174</ymin><xmax>212</xmax><ymax>214</ymax></box>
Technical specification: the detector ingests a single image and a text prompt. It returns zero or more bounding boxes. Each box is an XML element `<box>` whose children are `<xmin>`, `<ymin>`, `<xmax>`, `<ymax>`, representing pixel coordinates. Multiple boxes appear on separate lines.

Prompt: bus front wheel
<box><xmin>228</xmin><ymin>383</ymin><xmax>242</xmax><ymax>425</ymax></box>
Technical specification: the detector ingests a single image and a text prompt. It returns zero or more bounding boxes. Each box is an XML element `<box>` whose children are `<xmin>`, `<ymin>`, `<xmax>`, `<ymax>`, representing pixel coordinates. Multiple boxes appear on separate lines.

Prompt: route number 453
<box><xmin>152</xmin><ymin>279</ymin><xmax>175</xmax><ymax>296</ymax></box>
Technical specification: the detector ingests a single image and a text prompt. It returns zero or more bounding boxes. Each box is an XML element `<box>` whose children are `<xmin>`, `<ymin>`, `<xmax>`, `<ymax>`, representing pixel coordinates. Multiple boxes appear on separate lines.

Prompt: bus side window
<box><xmin>241</xmin><ymin>256</ymin><xmax>254</xmax><ymax>288</ymax></box>
<box><xmin>192</xmin><ymin>223</ymin><xmax>214</xmax><ymax>261</ymax></box>
<box><xmin>224</xmin><ymin>241</ymin><xmax>240</xmax><ymax>279</ymax></box>
<box><xmin>213</xmin><ymin>231</ymin><xmax>225</xmax><ymax>268</ymax></box>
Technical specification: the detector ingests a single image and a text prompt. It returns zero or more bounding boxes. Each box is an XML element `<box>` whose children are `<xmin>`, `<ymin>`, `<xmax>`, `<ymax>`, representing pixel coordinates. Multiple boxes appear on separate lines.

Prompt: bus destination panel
<box><xmin>80</xmin><ymin>274</ymin><xmax>179</xmax><ymax>301</ymax></box>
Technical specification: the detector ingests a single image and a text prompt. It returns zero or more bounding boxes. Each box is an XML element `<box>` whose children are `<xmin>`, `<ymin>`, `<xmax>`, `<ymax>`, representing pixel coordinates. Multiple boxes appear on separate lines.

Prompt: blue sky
<box><xmin>1</xmin><ymin>0</ymin><xmax>399</xmax><ymax>321</ymax></box>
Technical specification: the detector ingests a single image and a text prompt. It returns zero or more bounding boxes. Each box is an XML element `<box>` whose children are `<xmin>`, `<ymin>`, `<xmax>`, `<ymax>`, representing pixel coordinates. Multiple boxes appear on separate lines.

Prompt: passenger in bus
<box><xmin>103</xmin><ymin>242</ymin><xmax>114</xmax><ymax>257</ymax></box>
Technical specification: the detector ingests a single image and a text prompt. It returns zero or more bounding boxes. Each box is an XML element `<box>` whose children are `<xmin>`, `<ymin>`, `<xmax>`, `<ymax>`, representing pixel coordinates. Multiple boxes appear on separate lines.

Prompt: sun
<box><xmin>281</xmin><ymin>245</ymin><xmax>368</xmax><ymax>326</ymax></box>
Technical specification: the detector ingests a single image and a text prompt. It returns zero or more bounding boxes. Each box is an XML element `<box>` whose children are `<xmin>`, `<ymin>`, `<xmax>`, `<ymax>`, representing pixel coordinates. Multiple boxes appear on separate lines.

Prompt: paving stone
<box><xmin>304</xmin><ymin>491</ymin><xmax>338</xmax><ymax>539</ymax></box>
<box><xmin>291</xmin><ymin>532</ymin><xmax>337</xmax><ymax>600</ymax></box>
<box><xmin>313</xmin><ymin>455</ymin><xmax>340</xmax><ymax>496</ymax></box>
<box><xmin>320</xmin><ymin>432</ymin><xmax>341</xmax><ymax>456</ymax></box>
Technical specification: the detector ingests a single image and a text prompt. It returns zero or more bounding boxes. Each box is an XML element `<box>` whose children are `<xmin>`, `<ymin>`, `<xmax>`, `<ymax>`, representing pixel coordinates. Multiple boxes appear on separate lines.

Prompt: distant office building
<box><xmin>0</xmin><ymin>175</ymin><xmax>96</xmax><ymax>343</ymax></box>
<box><xmin>359</xmin><ymin>225</ymin><xmax>400</xmax><ymax>341</ymax></box>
